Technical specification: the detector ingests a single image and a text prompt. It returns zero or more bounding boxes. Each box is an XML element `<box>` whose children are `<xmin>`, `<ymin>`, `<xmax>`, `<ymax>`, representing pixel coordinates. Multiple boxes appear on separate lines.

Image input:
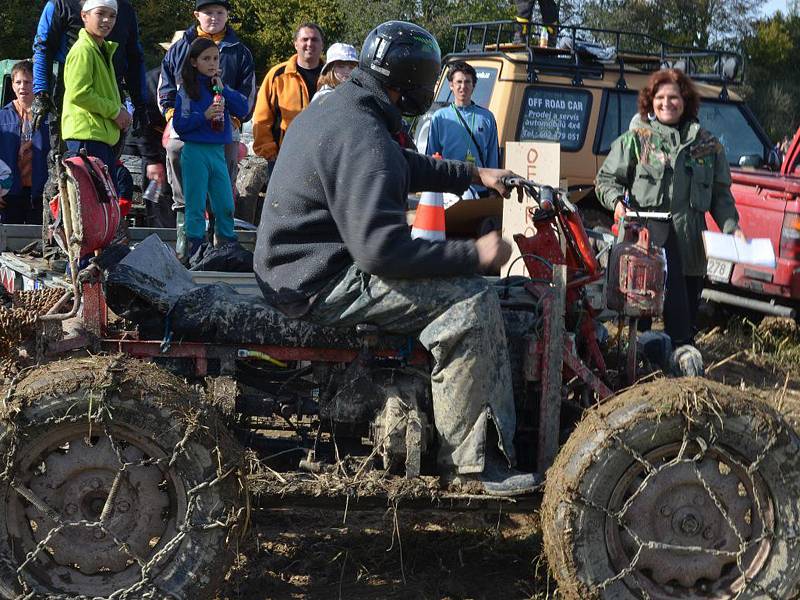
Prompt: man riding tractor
<box><xmin>254</xmin><ymin>21</ymin><xmax>539</xmax><ymax>496</ymax></box>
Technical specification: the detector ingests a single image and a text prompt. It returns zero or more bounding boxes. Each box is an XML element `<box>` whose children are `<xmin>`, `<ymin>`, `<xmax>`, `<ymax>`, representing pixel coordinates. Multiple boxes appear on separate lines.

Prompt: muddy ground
<box><xmin>216</xmin><ymin>309</ymin><xmax>800</xmax><ymax>600</ymax></box>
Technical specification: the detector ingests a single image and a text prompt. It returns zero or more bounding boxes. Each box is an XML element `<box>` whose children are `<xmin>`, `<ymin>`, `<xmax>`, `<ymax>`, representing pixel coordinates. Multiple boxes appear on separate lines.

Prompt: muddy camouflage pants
<box><xmin>306</xmin><ymin>266</ymin><xmax>517</xmax><ymax>475</ymax></box>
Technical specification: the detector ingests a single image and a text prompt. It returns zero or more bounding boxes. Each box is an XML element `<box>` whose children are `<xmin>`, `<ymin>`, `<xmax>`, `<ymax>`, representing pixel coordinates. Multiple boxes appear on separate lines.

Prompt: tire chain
<box><xmin>567</xmin><ymin>406</ymin><xmax>796</xmax><ymax>600</ymax></box>
<box><xmin>0</xmin><ymin>359</ymin><xmax>243</xmax><ymax>600</ymax></box>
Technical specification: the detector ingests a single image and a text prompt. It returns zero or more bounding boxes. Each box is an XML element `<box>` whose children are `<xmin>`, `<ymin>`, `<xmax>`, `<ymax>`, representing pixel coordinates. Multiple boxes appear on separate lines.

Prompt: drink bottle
<box><xmin>211</xmin><ymin>85</ymin><xmax>225</xmax><ymax>132</ymax></box>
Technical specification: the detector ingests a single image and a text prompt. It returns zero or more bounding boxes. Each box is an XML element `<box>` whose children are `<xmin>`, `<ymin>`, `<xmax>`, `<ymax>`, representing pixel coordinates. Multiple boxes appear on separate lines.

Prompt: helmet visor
<box><xmin>397</xmin><ymin>84</ymin><xmax>436</xmax><ymax>116</ymax></box>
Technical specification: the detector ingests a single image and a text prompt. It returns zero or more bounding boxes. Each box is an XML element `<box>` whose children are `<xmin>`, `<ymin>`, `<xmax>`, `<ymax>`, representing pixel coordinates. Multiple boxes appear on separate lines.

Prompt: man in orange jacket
<box><xmin>252</xmin><ymin>23</ymin><xmax>323</xmax><ymax>162</ymax></box>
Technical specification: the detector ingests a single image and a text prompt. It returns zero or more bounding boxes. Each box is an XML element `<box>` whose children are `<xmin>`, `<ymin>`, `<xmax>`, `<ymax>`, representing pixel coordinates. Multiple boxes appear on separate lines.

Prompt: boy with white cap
<box><xmin>61</xmin><ymin>0</ymin><xmax>132</xmax><ymax>189</ymax></box>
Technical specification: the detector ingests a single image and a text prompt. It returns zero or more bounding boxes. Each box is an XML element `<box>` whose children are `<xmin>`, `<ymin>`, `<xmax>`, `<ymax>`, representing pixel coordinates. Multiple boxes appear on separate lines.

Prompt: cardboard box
<box><xmin>501</xmin><ymin>141</ymin><xmax>561</xmax><ymax>276</ymax></box>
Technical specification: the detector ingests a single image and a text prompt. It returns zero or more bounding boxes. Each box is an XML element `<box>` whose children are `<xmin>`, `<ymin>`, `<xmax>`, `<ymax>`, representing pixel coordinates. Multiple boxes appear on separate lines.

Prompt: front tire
<box><xmin>0</xmin><ymin>356</ymin><xmax>245</xmax><ymax>599</ymax></box>
<box><xmin>542</xmin><ymin>377</ymin><xmax>800</xmax><ymax>599</ymax></box>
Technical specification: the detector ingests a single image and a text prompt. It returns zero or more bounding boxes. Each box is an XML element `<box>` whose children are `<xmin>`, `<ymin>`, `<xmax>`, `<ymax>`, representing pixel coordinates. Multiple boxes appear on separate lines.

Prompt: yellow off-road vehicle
<box><xmin>413</xmin><ymin>20</ymin><xmax>772</xmax><ymax>234</ymax></box>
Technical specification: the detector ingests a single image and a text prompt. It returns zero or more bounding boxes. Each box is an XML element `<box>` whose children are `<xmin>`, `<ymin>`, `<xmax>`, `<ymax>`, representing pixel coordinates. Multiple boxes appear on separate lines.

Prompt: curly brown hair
<box><xmin>637</xmin><ymin>68</ymin><xmax>700</xmax><ymax>122</ymax></box>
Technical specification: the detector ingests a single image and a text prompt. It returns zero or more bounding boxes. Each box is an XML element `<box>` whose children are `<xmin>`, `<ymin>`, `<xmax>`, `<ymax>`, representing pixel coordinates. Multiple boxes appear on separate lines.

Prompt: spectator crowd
<box><xmin>0</xmin><ymin>0</ymin><xmax>421</xmax><ymax>260</ymax></box>
<box><xmin>0</xmin><ymin>0</ymin><xmax>506</xmax><ymax>258</ymax></box>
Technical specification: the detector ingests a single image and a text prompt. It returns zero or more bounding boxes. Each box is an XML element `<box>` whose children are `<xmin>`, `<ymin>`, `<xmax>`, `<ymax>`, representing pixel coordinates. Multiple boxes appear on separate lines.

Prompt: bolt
<box><xmin>90</xmin><ymin>478</ymin><xmax>102</xmax><ymax>490</ymax></box>
<box><xmin>703</xmin><ymin>527</ymin><xmax>714</xmax><ymax>540</ymax></box>
<box><xmin>93</xmin><ymin>529</ymin><xmax>105</xmax><ymax>540</ymax></box>
<box><xmin>660</xmin><ymin>505</ymin><xmax>672</xmax><ymax>516</ymax></box>
<box><xmin>680</xmin><ymin>515</ymin><xmax>701</xmax><ymax>536</ymax></box>
<box><xmin>116</xmin><ymin>500</ymin><xmax>131</xmax><ymax>513</ymax></box>
<box><xmin>65</xmin><ymin>503</ymin><xmax>78</xmax><ymax>516</ymax></box>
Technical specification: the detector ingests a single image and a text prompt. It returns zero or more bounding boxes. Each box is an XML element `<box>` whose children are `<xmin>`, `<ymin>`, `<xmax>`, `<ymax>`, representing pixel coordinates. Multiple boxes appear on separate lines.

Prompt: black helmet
<box><xmin>359</xmin><ymin>21</ymin><xmax>441</xmax><ymax>116</ymax></box>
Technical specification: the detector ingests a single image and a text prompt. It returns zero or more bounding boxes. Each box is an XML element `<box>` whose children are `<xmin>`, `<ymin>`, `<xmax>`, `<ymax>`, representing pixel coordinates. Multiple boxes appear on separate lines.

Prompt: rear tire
<box><xmin>0</xmin><ymin>356</ymin><xmax>245</xmax><ymax>599</ymax></box>
<box><xmin>542</xmin><ymin>377</ymin><xmax>800</xmax><ymax>599</ymax></box>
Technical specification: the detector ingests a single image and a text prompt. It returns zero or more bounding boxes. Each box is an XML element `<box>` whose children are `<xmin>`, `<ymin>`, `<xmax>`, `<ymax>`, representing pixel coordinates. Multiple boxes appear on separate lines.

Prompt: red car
<box><xmin>704</xmin><ymin>127</ymin><xmax>800</xmax><ymax>317</ymax></box>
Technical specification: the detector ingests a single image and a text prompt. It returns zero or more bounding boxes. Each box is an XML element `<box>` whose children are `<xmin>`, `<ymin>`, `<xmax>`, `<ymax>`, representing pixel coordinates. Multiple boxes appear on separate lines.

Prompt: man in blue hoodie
<box><xmin>158</xmin><ymin>0</ymin><xmax>256</xmax><ymax>259</ymax></box>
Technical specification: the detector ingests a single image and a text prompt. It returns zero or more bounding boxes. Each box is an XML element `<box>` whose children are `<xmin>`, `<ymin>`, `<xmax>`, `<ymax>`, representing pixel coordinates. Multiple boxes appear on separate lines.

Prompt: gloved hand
<box><xmin>31</xmin><ymin>92</ymin><xmax>53</xmax><ymax>132</ymax></box>
<box><xmin>132</xmin><ymin>105</ymin><xmax>150</xmax><ymax>136</ymax></box>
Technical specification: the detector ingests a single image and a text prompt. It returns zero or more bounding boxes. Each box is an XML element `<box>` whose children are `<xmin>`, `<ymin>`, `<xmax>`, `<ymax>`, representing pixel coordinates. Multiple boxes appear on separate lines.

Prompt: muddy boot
<box><xmin>183</xmin><ymin>237</ymin><xmax>204</xmax><ymax>268</ymax></box>
<box><xmin>447</xmin><ymin>455</ymin><xmax>542</xmax><ymax>497</ymax></box>
<box><xmin>669</xmin><ymin>344</ymin><xmax>704</xmax><ymax>377</ymax></box>
<box><xmin>175</xmin><ymin>208</ymin><xmax>187</xmax><ymax>262</ymax></box>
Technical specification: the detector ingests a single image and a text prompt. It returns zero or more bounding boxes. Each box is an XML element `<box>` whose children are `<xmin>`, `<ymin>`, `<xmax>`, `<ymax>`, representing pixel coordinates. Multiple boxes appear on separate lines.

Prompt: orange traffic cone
<box><xmin>411</xmin><ymin>190</ymin><xmax>446</xmax><ymax>241</ymax></box>
<box><xmin>411</xmin><ymin>152</ymin><xmax>446</xmax><ymax>242</ymax></box>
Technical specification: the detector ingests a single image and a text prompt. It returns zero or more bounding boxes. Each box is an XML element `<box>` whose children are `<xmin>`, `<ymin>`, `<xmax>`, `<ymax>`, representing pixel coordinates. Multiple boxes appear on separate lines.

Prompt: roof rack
<box><xmin>450</xmin><ymin>20</ymin><xmax>743</xmax><ymax>91</ymax></box>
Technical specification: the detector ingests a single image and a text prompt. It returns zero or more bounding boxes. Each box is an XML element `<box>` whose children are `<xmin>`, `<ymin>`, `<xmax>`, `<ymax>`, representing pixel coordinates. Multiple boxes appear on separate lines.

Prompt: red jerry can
<box><xmin>606</xmin><ymin>227</ymin><xmax>666</xmax><ymax>318</ymax></box>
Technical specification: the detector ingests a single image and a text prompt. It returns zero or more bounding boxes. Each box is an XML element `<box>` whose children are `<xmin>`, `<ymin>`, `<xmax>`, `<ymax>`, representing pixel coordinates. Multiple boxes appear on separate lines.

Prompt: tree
<box><xmin>564</xmin><ymin>0</ymin><xmax>766</xmax><ymax>48</ymax></box>
<box><xmin>0</xmin><ymin>0</ymin><xmax>48</xmax><ymax>61</ymax></box>
<box><xmin>740</xmin><ymin>12</ymin><xmax>800</xmax><ymax>139</ymax></box>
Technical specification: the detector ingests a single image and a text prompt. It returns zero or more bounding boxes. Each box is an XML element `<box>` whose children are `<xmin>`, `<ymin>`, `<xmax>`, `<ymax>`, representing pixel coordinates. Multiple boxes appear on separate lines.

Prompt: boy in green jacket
<box><xmin>61</xmin><ymin>0</ymin><xmax>131</xmax><ymax>189</ymax></box>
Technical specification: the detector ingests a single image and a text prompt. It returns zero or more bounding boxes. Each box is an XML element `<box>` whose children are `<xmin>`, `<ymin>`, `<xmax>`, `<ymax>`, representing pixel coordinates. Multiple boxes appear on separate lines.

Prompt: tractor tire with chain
<box><xmin>541</xmin><ymin>377</ymin><xmax>800</xmax><ymax>600</ymax></box>
<box><xmin>0</xmin><ymin>355</ymin><xmax>245</xmax><ymax>599</ymax></box>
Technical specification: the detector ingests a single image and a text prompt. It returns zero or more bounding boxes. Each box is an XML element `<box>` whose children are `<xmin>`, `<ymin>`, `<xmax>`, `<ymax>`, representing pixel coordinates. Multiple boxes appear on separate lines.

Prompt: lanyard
<box><xmin>450</xmin><ymin>103</ymin><xmax>486</xmax><ymax>167</ymax></box>
<box><xmin>452</xmin><ymin>104</ymin><xmax>476</xmax><ymax>145</ymax></box>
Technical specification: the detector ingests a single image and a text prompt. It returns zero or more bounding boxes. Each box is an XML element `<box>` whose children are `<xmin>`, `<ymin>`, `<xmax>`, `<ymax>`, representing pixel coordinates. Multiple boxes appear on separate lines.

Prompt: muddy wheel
<box><xmin>0</xmin><ymin>356</ymin><xmax>245</xmax><ymax>599</ymax></box>
<box><xmin>541</xmin><ymin>377</ymin><xmax>800</xmax><ymax>599</ymax></box>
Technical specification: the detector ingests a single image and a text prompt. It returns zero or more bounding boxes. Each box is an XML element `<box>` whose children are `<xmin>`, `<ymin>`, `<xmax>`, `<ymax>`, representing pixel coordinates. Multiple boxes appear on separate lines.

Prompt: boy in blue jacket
<box><xmin>173</xmin><ymin>37</ymin><xmax>248</xmax><ymax>261</ymax></box>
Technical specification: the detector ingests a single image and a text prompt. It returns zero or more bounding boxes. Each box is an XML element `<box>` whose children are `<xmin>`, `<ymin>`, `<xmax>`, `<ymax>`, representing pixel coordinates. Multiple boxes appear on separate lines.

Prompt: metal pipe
<box><xmin>701</xmin><ymin>289</ymin><xmax>796</xmax><ymax>318</ymax></box>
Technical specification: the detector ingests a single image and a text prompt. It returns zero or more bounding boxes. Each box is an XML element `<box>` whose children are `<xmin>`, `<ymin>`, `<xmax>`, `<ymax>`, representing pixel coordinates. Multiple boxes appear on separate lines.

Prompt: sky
<box><xmin>763</xmin><ymin>0</ymin><xmax>789</xmax><ymax>15</ymax></box>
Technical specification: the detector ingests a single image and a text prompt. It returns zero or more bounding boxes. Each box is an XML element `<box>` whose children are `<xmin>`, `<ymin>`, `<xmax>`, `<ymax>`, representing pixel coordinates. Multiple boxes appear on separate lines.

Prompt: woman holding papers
<box><xmin>595</xmin><ymin>68</ymin><xmax>743</xmax><ymax>348</ymax></box>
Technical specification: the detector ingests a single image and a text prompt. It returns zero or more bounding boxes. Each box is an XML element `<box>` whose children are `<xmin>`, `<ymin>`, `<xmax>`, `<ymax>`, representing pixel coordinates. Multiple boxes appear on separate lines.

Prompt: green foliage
<box><xmin>136</xmin><ymin>0</ymin><xmax>194</xmax><ymax>68</ymax></box>
<box><xmin>0</xmin><ymin>0</ymin><xmax>47</xmax><ymax>61</ymax></box>
<box><xmin>564</xmin><ymin>0</ymin><xmax>766</xmax><ymax>48</ymax></box>
<box><xmin>1</xmin><ymin>0</ymin><xmax>798</xmax><ymax>142</ymax></box>
<box><xmin>231</xmin><ymin>0</ymin><xmax>346</xmax><ymax>75</ymax></box>
<box><xmin>740</xmin><ymin>11</ymin><xmax>800</xmax><ymax>140</ymax></box>
<box><xmin>230</xmin><ymin>0</ymin><xmax>512</xmax><ymax>75</ymax></box>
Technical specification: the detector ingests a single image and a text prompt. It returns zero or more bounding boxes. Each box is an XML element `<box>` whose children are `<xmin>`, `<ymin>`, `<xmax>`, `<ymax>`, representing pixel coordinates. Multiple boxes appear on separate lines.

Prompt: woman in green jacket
<box><xmin>595</xmin><ymin>68</ymin><xmax>743</xmax><ymax>347</ymax></box>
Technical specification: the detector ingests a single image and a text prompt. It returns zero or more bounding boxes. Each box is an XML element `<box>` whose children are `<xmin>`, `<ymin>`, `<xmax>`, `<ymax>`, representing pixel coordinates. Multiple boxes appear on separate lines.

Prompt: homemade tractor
<box><xmin>1</xmin><ymin>173</ymin><xmax>799</xmax><ymax>599</ymax></box>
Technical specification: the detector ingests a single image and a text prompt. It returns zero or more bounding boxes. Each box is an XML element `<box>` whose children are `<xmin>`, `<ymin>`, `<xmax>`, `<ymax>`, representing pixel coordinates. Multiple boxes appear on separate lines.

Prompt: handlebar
<box><xmin>500</xmin><ymin>176</ymin><xmax>576</xmax><ymax>214</ymax></box>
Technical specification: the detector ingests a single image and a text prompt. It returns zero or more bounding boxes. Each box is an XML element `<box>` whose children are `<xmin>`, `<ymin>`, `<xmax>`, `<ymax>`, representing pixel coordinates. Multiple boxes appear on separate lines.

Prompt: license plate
<box><xmin>707</xmin><ymin>258</ymin><xmax>733</xmax><ymax>283</ymax></box>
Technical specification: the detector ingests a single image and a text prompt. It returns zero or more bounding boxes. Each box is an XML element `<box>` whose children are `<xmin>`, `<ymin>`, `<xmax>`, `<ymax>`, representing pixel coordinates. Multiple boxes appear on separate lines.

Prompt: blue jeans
<box><xmin>180</xmin><ymin>142</ymin><xmax>236</xmax><ymax>243</ymax></box>
<box><xmin>64</xmin><ymin>140</ymin><xmax>118</xmax><ymax>192</ymax></box>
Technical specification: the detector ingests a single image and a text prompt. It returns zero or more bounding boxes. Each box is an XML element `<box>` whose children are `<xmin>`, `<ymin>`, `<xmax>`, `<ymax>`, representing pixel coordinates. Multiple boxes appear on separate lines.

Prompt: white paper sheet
<box><xmin>702</xmin><ymin>231</ymin><xmax>776</xmax><ymax>268</ymax></box>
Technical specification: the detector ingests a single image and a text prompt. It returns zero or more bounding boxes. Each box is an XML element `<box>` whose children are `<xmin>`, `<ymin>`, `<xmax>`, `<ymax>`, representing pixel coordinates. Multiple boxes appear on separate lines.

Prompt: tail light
<box><xmin>780</xmin><ymin>213</ymin><xmax>800</xmax><ymax>259</ymax></box>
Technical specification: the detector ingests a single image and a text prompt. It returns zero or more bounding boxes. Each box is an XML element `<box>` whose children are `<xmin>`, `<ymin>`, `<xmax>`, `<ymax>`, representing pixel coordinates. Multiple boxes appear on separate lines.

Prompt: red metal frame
<box><xmin>100</xmin><ymin>338</ymin><xmax>429</xmax><ymax>377</ymax></box>
<box><xmin>80</xmin><ymin>280</ymin><xmax>429</xmax><ymax>376</ymax></box>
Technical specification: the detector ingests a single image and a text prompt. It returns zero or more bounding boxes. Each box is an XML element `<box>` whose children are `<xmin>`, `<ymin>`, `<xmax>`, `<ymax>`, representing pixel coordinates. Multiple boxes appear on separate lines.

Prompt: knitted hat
<box><xmin>195</xmin><ymin>0</ymin><xmax>231</xmax><ymax>9</ymax></box>
<box><xmin>82</xmin><ymin>0</ymin><xmax>118</xmax><ymax>11</ymax></box>
<box><xmin>321</xmin><ymin>43</ymin><xmax>359</xmax><ymax>75</ymax></box>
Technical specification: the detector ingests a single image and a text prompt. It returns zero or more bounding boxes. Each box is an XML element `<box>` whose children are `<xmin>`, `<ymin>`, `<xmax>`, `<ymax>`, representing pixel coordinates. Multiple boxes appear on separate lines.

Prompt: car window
<box><xmin>595</xmin><ymin>91</ymin><xmax>639</xmax><ymax>155</ymax></box>
<box><xmin>435</xmin><ymin>66</ymin><xmax>498</xmax><ymax>109</ymax></box>
<box><xmin>699</xmin><ymin>101</ymin><xmax>768</xmax><ymax>164</ymax></box>
<box><xmin>516</xmin><ymin>86</ymin><xmax>592</xmax><ymax>152</ymax></box>
<box><xmin>1</xmin><ymin>74</ymin><xmax>12</xmax><ymax>106</ymax></box>
<box><xmin>596</xmin><ymin>90</ymin><xmax>768</xmax><ymax>165</ymax></box>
